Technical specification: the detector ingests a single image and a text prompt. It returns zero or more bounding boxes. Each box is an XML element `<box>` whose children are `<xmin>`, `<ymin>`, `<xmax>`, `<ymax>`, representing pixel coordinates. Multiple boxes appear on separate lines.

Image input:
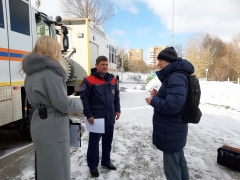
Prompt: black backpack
<box><xmin>165</xmin><ymin>72</ymin><xmax>202</xmax><ymax>124</ymax></box>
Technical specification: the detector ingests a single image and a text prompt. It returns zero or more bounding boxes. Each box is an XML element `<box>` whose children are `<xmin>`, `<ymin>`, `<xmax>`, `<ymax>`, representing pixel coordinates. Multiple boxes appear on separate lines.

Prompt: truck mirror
<box><xmin>62</xmin><ymin>26</ymin><xmax>68</xmax><ymax>35</ymax></box>
<box><xmin>35</xmin><ymin>13</ymin><xmax>41</xmax><ymax>23</ymax></box>
<box><xmin>63</xmin><ymin>35</ymin><xmax>69</xmax><ymax>51</ymax></box>
<box><xmin>55</xmin><ymin>16</ymin><xmax>62</xmax><ymax>23</ymax></box>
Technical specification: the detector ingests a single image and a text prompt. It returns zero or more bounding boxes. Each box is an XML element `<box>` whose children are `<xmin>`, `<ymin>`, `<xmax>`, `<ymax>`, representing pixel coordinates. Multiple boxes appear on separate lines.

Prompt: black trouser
<box><xmin>87</xmin><ymin>125</ymin><xmax>114</xmax><ymax>170</ymax></box>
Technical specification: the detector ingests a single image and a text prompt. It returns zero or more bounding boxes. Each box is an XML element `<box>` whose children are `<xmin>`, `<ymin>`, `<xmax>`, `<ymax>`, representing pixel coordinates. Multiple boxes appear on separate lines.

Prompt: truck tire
<box><xmin>59</xmin><ymin>55</ymin><xmax>74</xmax><ymax>81</ymax></box>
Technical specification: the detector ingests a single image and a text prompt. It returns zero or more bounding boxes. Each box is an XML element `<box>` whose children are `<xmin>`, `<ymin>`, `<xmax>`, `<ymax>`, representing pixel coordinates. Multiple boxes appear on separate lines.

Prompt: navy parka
<box><xmin>150</xmin><ymin>58</ymin><xmax>194</xmax><ymax>153</ymax></box>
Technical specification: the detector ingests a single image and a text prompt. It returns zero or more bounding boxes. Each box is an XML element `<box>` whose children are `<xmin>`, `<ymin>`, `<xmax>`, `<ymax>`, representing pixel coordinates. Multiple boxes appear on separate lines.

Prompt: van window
<box><xmin>109</xmin><ymin>45</ymin><xmax>116</xmax><ymax>64</ymax></box>
<box><xmin>0</xmin><ymin>0</ymin><xmax>4</xmax><ymax>28</ymax></box>
<box><xmin>9</xmin><ymin>0</ymin><xmax>30</xmax><ymax>35</ymax></box>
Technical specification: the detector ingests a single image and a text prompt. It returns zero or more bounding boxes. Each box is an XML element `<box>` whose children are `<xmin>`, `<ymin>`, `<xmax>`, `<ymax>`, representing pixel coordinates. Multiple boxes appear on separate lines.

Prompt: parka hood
<box><xmin>22</xmin><ymin>53</ymin><xmax>67</xmax><ymax>80</ymax></box>
<box><xmin>90</xmin><ymin>68</ymin><xmax>97</xmax><ymax>74</ymax></box>
<box><xmin>157</xmin><ymin>58</ymin><xmax>194</xmax><ymax>82</ymax></box>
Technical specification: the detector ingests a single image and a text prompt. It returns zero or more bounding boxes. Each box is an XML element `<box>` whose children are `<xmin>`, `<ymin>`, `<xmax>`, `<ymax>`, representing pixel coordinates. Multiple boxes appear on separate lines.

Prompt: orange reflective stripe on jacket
<box><xmin>86</xmin><ymin>75</ymin><xmax>116</xmax><ymax>85</ymax></box>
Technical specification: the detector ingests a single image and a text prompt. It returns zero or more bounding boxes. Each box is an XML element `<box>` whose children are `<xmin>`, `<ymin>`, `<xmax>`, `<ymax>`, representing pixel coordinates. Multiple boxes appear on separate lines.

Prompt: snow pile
<box><xmin>200</xmin><ymin>81</ymin><xmax>240</xmax><ymax>110</ymax></box>
<box><xmin>117</xmin><ymin>72</ymin><xmax>149</xmax><ymax>83</ymax></box>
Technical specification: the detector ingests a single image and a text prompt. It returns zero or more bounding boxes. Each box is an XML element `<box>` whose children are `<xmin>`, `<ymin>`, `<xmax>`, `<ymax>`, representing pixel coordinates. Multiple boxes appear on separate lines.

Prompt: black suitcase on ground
<box><xmin>217</xmin><ymin>145</ymin><xmax>240</xmax><ymax>171</ymax></box>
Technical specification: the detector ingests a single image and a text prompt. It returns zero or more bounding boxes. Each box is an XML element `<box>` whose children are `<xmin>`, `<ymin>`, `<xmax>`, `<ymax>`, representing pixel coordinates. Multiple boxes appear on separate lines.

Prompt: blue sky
<box><xmin>107</xmin><ymin>1</ymin><xmax>189</xmax><ymax>56</ymax></box>
<box><xmin>108</xmin><ymin>2</ymin><xmax>178</xmax><ymax>49</ymax></box>
<box><xmin>31</xmin><ymin>0</ymin><xmax>240</xmax><ymax>61</ymax></box>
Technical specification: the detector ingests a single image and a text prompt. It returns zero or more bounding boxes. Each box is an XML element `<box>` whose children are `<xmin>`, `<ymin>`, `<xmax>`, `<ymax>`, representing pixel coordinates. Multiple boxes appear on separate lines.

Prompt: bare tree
<box><xmin>185</xmin><ymin>33</ymin><xmax>229</xmax><ymax>80</ymax></box>
<box><xmin>129</xmin><ymin>60</ymin><xmax>152</xmax><ymax>74</ymax></box>
<box><xmin>184</xmin><ymin>33</ymin><xmax>240</xmax><ymax>81</ymax></box>
<box><xmin>184</xmin><ymin>34</ymin><xmax>209</xmax><ymax>77</ymax></box>
<box><xmin>61</xmin><ymin>0</ymin><xmax>114</xmax><ymax>26</ymax></box>
<box><xmin>227</xmin><ymin>33</ymin><xmax>240</xmax><ymax>79</ymax></box>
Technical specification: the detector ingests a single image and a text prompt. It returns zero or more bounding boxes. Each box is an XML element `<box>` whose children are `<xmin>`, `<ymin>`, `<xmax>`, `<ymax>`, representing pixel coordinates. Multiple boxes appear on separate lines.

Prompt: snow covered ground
<box><xmin>6</xmin><ymin>74</ymin><xmax>240</xmax><ymax>180</ymax></box>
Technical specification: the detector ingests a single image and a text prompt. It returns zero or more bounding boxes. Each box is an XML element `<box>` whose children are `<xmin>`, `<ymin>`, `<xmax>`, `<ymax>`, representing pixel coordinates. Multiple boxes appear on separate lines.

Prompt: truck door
<box><xmin>7</xmin><ymin>0</ymin><xmax>32</xmax><ymax>83</ymax></box>
<box><xmin>0</xmin><ymin>0</ymin><xmax>10</xmax><ymax>85</ymax></box>
<box><xmin>0</xmin><ymin>0</ymin><xmax>12</xmax><ymax>125</ymax></box>
<box><xmin>90</xmin><ymin>42</ymin><xmax>99</xmax><ymax>69</ymax></box>
<box><xmin>8</xmin><ymin>0</ymin><xmax>32</xmax><ymax>122</ymax></box>
<box><xmin>0</xmin><ymin>0</ymin><xmax>32</xmax><ymax>125</ymax></box>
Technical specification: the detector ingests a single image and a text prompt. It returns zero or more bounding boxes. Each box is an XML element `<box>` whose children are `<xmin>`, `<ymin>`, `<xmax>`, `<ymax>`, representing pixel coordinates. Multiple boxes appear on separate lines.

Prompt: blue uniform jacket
<box><xmin>150</xmin><ymin>58</ymin><xmax>194</xmax><ymax>153</ymax></box>
<box><xmin>80</xmin><ymin>70</ymin><xmax>120</xmax><ymax>125</ymax></box>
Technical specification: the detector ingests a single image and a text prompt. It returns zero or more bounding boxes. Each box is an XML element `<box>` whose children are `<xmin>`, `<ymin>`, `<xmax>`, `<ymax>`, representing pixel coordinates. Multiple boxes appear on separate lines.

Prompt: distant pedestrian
<box><xmin>146</xmin><ymin>47</ymin><xmax>194</xmax><ymax>180</ymax></box>
<box><xmin>22</xmin><ymin>36</ymin><xmax>83</xmax><ymax>180</ymax></box>
<box><xmin>80</xmin><ymin>55</ymin><xmax>121</xmax><ymax>178</ymax></box>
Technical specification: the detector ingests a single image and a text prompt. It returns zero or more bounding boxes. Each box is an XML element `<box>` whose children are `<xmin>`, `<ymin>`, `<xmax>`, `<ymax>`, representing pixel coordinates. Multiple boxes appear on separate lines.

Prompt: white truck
<box><xmin>58</xmin><ymin>18</ymin><xmax>118</xmax><ymax>94</ymax></box>
<box><xmin>0</xmin><ymin>0</ymin><xmax>118</xmax><ymax>137</ymax></box>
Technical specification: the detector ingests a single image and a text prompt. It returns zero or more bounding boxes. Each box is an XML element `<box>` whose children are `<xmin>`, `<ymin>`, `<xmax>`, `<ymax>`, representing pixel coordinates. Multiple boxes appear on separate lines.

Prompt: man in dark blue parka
<box><xmin>80</xmin><ymin>56</ymin><xmax>121</xmax><ymax>177</ymax></box>
<box><xmin>146</xmin><ymin>47</ymin><xmax>194</xmax><ymax>180</ymax></box>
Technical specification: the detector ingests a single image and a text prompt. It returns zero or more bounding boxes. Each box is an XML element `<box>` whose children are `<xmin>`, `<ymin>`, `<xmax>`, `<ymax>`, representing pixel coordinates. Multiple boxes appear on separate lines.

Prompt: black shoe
<box><xmin>90</xmin><ymin>169</ymin><xmax>99</xmax><ymax>177</ymax></box>
<box><xmin>101</xmin><ymin>162</ymin><xmax>117</xmax><ymax>170</ymax></box>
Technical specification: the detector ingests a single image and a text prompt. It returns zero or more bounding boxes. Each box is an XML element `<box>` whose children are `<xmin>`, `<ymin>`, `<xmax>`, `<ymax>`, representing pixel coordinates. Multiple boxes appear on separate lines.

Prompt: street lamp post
<box><xmin>206</xmin><ymin>69</ymin><xmax>208</xmax><ymax>81</ymax></box>
<box><xmin>171</xmin><ymin>0</ymin><xmax>174</xmax><ymax>47</ymax></box>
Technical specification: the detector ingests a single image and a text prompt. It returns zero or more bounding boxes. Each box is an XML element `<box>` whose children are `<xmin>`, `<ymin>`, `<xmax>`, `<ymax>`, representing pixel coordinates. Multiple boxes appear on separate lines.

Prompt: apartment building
<box><xmin>126</xmin><ymin>48</ymin><xmax>144</xmax><ymax>63</ymax></box>
<box><xmin>148</xmin><ymin>46</ymin><xmax>167</xmax><ymax>67</ymax></box>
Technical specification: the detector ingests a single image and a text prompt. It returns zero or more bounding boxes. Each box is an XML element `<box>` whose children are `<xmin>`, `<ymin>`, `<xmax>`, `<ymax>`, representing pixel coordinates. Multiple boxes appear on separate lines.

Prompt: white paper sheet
<box><xmin>84</xmin><ymin>117</ymin><xmax>105</xmax><ymax>133</ymax></box>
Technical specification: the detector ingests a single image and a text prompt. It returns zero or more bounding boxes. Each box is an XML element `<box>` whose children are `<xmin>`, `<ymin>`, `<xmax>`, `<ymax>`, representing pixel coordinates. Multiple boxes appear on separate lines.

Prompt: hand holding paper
<box><xmin>88</xmin><ymin>116</ymin><xmax>94</xmax><ymax>125</ymax></box>
<box><xmin>84</xmin><ymin>117</ymin><xmax>105</xmax><ymax>133</ymax></box>
<box><xmin>151</xmin><ymin>89</ymin><xmax>157</xmax><ymax>97</ymax></box>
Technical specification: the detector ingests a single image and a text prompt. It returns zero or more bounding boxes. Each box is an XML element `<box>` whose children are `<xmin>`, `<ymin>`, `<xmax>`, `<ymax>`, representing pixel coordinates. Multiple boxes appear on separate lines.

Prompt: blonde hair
<box><xmin>32</xmin><ymin>36</ymin><xmax>61</xmax><ymax>61</ymax></box>
<box><xmin>19</xmin><ymin>36</ymin><xmax>61</xmax><ymax>75</ymax></box>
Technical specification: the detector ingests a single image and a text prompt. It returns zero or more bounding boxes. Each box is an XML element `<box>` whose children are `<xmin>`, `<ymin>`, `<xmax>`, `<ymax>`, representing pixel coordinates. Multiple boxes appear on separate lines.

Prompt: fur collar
<box><xmin>22</xmin><ymin>53</ymin><xmax>67</xmax><ymax>80</ymax></box>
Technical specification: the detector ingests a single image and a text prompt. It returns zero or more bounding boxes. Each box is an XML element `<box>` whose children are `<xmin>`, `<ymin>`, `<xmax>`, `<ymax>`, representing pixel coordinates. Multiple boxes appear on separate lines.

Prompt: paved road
<box><xmin>0</xmin><ymin>145</ymin><xmax>34</xmax><ymax>179</ymax></box>
<box><xmin>0</xmin><ymin>130</ymin><xmax>32</xmax><ymax>158</ymax></box>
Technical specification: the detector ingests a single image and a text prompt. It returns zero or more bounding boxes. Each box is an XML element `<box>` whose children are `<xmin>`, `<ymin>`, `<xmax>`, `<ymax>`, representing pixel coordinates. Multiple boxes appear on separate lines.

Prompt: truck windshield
<box><xmin>36</xmin><ymin>15</ymin><xmax>51</xmax><ymax>38</ymax></box>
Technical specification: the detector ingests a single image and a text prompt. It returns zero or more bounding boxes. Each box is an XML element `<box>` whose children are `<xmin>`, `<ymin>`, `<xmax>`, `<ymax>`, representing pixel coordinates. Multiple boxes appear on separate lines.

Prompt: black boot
<box><xmin>90</xmin><ymin>169</ymin><xmax>99</xmax><ymax>177</ymax></box>
<box><xmin>101</xmin><ymin>162</ymin><xmax>117</xmax><ymax>170</ymax></box>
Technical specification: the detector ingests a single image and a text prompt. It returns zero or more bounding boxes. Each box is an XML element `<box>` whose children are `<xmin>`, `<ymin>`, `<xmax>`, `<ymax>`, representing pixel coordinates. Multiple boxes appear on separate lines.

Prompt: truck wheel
<box><xmin>59</xmin><ymin>55</ymin><xmax>74</xmax><ymax>81</ymax></box>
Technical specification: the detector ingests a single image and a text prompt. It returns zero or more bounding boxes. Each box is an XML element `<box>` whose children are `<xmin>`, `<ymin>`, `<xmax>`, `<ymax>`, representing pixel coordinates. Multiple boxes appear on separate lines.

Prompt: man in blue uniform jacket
<box><xmin>146</xmin><ymin>47</ymin><xmax>194</xmax><ymax>180</ymax></box>
<box><xmin>80</xmin><ymin>55</ymin><xmax>121</xmax><ymax>177</ymax></box>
